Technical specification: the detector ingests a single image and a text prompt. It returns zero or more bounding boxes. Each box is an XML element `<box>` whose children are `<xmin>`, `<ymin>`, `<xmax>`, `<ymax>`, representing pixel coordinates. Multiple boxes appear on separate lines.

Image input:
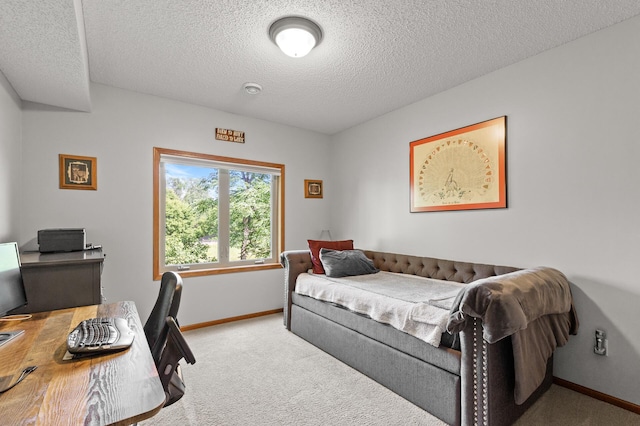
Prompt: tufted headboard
<box><xmin>362</xmin><ymin>250</ymin><xmax>520</xmax><ymax>283</ymax></box>
<box><xmin>280</xmin><ymin>249</ymin><xmax>520</xmax><ymax>329</ymax></box>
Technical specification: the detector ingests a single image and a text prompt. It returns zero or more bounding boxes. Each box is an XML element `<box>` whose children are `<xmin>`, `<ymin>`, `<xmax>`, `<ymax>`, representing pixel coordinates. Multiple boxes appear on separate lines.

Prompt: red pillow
<box><xmin>307</xmin><ymin>239</ymin><xmax>354</xmax><ymax>274</ymax></box>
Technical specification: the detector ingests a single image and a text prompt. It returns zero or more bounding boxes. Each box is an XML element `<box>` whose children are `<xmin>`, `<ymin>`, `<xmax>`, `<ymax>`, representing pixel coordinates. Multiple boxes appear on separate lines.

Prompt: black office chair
<box><xmin>144</xmin><ymin>271</ymin><xmax>182</xmax><ymax>363</ymax></box>
<box><xmin>144</xmin><ymin>271</ymin><xmax>196</xmax><ymax>407</ymax></box>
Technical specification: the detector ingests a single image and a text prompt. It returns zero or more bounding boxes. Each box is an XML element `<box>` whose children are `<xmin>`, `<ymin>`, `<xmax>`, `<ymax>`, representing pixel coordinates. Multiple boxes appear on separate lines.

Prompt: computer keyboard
<box><xmin>67</xmin><ymin>317</ymin><xmax>135</xmax><ymax>354</ymax></box>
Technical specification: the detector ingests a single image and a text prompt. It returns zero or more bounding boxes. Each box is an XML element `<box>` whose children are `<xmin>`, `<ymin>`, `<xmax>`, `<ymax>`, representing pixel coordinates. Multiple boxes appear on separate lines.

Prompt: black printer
<box><xmin>38</xmin><ymin>228</ymin><xmax>86</xmax><ymax>253</ymax></box>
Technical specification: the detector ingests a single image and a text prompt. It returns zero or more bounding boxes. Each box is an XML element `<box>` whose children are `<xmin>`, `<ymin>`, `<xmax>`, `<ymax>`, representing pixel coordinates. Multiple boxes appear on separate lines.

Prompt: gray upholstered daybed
<box><xmin>281</xmin><ymin>249</ymin><xmax>578</xmax><ymax>426</ymax></box>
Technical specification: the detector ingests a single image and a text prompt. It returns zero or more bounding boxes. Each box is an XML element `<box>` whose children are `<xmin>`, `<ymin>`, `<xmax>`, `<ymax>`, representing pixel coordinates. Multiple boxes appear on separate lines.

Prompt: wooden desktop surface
<box><xmin>0</xmin><ymin>301</ymin><xmax>165</xmax><ymax>426</ymax></box>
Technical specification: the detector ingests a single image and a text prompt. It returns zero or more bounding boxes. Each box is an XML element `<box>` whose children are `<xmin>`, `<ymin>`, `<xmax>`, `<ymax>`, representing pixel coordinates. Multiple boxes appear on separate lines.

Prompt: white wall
<box><xmin>20</xmin><ymin>83</ymin><xmax>332</xmax><ymax>326</ymax></box>
<box><xmin>330</xmin><ymin>16</ymin><xmax>640</xmax><ymax>405</ymax></box>
<box><xmin>0</xmin><ymin>71</ymin><xmax>22</xmax><ymax>242</ymax></box>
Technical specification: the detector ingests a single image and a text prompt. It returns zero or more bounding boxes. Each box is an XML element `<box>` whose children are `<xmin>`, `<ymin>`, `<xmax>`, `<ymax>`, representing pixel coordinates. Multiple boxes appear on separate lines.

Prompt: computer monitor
<box><xmin>0</xmin><ymin>242</ymin><xmax>27</xmax><ymax>318</ymax></box>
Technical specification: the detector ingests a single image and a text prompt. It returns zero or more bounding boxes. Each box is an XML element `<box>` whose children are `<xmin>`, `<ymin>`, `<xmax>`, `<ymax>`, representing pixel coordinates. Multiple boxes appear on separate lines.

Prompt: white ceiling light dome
<box><xmin>269</xmin><ymin>16</ymin><xmax>323</xmax><ymax>58</ymax></box>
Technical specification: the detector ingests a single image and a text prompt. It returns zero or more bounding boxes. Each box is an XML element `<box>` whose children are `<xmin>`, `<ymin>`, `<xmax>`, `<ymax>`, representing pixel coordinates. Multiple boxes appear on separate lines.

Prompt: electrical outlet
<box><xmin>594</xmin><ymin>329</ymin><xmax>608</xmax><ymax>356</ymax></box>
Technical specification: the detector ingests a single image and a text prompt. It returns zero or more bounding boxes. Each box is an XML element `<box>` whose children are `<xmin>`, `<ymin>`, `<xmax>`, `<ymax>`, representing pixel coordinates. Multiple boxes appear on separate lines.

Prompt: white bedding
<box><xmin>295</xmin><ymin>271</ymin><xmax>465</xmax><ymax>347</ymax></box>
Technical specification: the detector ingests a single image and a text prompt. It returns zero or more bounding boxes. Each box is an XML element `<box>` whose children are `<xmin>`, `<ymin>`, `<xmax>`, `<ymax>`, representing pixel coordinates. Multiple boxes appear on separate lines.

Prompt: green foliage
<box><xmin>229</xmin><ymin>172</ymin><xmax>272</xmax><ymax>260</ymax></box>
<box><xmin>164</xmin><ymin>169</ymin><xmax>272</xmax><ymax>265</ymax></box>
<box><xmin>164</xmin><ymin>189</ymin><xmax>213</xmax><ymax>265</ymax></box>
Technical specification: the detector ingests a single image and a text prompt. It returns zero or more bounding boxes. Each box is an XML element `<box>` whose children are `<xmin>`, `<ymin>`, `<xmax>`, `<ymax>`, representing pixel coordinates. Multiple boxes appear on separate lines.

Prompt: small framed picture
<box><xmin>59</xmin><ymin>154</ymin><xmax>97</xmax><ymax>190</ymax></box>
<box><xmin>304</xmin><ymin>179</ymin><xmax>323</xmax><ymax>198</ymax></box>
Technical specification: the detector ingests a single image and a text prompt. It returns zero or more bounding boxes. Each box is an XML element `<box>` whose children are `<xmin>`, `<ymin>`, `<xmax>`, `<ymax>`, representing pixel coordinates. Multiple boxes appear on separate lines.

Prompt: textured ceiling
<box><xmin>1</xmin><ymin>1</ymin><xmax>640</xmax><ymax>135</ymax></box>
<box><xmin>0</xmin><ymin>0</ymin><xmax>91</xmax><ymax>111</ymax></box>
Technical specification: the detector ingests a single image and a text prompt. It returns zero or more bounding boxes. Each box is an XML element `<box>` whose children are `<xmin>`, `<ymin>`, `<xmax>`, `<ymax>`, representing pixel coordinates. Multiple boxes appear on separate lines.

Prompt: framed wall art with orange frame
<box><xmin>410</xmin><ymin>116</ymin><xmax>506</xmax><ymax>212</ymax></box>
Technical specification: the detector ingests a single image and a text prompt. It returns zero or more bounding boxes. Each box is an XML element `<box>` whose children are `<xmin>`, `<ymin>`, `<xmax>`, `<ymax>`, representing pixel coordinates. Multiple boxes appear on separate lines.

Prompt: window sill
<box><xmin>154</xmin><ymin>262</ymin><xmax>282</xmax><ymax>280</ymax></box>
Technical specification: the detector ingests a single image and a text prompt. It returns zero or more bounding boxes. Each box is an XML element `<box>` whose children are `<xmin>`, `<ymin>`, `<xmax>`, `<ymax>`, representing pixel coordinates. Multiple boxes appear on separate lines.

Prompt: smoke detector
<box><xmin>243</xmin><ymin>83</ymin><xmax>262</xmax><ymax>95</ymax></box>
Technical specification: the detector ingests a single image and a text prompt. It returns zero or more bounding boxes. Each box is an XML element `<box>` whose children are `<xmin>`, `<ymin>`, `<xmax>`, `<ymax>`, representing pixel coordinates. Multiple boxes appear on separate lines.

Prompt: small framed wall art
<box><xmin>59</xmin><ymin>154</ymin><xmax>97</xmax><ymax>190</ymax></box>
<box><xmin>410</xmin><ymin>116</ymin><xmax>506</xmax><ymax>212</ymax></box>
<box><xmin>304</xmin><ymin>179</ymin><xmax>323</xmax><ymax>198</ymax></box>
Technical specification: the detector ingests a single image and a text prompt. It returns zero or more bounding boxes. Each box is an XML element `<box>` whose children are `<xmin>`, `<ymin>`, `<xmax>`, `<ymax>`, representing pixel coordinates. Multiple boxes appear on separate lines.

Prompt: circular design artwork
<box><xmin>418</xmin><ymin>139</ymin><xmax>493</xmax><ymax>205</ymax></box>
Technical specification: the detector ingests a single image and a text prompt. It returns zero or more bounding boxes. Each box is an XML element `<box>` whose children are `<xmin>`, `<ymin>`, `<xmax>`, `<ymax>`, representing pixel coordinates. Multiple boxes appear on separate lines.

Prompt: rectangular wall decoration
<box><xmin>216</xmin><ymin>128</ymin><xmax>245</xmax><ymax>143</ymax></box>
<box><xmin>410</xmin><ymin>116</ymin><xmax>506</xmax><ymax>212</ymax></box>
<box><xmin>59</xmin><ymin>154</ymin><xmax>97</xmax><ymax>190</ymax></box>
<box><xmin>304</xmin><ymin>179</ymin><xmax>323</xmax><ymax>198</ymax></box>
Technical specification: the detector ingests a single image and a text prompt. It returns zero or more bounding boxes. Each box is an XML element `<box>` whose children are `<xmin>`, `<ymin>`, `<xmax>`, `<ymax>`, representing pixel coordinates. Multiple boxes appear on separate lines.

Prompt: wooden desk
<box><xmin>0</xmin><ymin>301</ymin><xmax>165</xmax><ymax>426</ymax></box>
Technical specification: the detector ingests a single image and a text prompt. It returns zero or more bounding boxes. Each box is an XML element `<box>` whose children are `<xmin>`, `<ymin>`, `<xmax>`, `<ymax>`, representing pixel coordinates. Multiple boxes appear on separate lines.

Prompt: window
<box><xmin>153</xmin><ymin>147</ymin><xmax>284</xmax><ymax>279</ymax></box>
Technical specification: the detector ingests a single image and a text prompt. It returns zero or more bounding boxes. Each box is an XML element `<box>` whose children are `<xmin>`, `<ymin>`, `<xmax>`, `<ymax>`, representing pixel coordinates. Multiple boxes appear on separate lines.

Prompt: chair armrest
<box><xmin>280</xmin><ymin>250</ymin><xmax>312</xmax><ymax>330</ymax></box>
<box><xmin>459</xmin><ymin>318</ymin><xmax>553</xmax><ymax>426</ymax></box>
<box><xmin>157</xmin><ymin>317</ymin><xmax>196</xmax><ymax>406</ymax></box>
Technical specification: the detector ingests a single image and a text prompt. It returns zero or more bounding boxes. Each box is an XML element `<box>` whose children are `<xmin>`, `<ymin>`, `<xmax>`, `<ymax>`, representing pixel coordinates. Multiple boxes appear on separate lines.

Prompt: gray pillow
<box><xmin>319</xmin><ymin>248</ymin><xmax>379</xmax><ymax>278</ymax></box>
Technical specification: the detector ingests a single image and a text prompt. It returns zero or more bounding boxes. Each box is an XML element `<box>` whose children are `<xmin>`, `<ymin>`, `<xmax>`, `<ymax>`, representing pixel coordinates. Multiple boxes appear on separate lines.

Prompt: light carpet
<box><xmin>142</xmin><ymin>314</ymin><xmax>640</xmax><ymax>426</ymax></box>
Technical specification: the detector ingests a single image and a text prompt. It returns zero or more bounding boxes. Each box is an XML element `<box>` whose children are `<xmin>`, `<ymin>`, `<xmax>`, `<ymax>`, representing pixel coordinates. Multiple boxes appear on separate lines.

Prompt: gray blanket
<box><xmin>446</xmin><ymin>266</ymin><xmax>579</xmax><ymax>404</ymax></box>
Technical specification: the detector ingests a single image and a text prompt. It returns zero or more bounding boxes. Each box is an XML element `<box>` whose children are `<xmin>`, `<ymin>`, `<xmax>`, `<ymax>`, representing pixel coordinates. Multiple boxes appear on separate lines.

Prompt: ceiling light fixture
<box><xmin>269</xmin><ymin>16</ymin><xmax>323</xmax><ymax>58</ymax></box>
<box><xmin>243</xmin><ymin>82</ymin><xmax>262</xmax><ymax>95</ymax></box>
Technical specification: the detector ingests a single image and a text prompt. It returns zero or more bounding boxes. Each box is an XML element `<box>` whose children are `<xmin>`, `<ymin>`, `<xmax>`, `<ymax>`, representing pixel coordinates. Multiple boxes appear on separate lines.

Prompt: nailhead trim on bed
<box><xmin>473</xmin><ymin>318</ymin><xmax>479</xmax><ymax>425</ymax></box>
<box><xmin>471</xmin><ymin>318</ymin><xmax>489</xmax><ymax>426</ymax></box>
<box><xmin>482</xmin><ymin>338</ymin><xmax>489</xmax><ymax>425</ymax></box>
